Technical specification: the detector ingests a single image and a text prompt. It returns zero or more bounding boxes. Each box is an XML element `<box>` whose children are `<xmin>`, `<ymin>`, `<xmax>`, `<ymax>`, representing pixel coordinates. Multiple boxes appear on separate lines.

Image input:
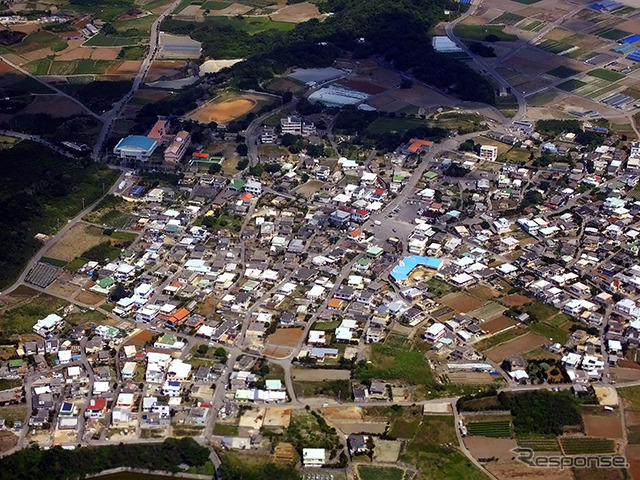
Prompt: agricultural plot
<box><xmin>592</xmin><ymin>27</ymin><xmax>630</xmax><ymax>40</ymax></box>
<box><xmin>587</xmin><ymin>68</ymin><xmax>625</xmax><ymax>82</ymax></box>
<box><xmin>519</xmin><ymin>20</ymin><xmax>545</xmax><ymax>32</ymax></box>
<box><xmin>453</xmin><ymin>24</ymin><xmax>518</xmax><ymax>42</ymax></box>
<box><xmin>547</xmin><ymin>66</ymin><xmax>579</xmax><ymax>79</ymax></box>
<box><xmin>491</xmin><ymin>12</ymin><xmax>525</xmax><ymax>26</ymax></box>
<box><xmin>557</xmin><ymin>79</ymin><xmax>586</xmax><ymax>92</ymax></box>
<box><xmin>574</xmin><ymin>78</ymin><xmax>618</xmax><ymax>100</ymax></box>
<box><xmin>469</xmin><ymin>302</ymin><xmax>505</xmax><ymax>322</ymax></box>
<box><xmin>517</xmin><ymin>437</ymin><xmax>561</xmax><ymax>451</ymax></box>
<box><xmin>559</xmin><ymin>437</ymin><xmax>616</xmax><ymax>455</ymax></box>
<box><xmin>537</xmin><ymin>39</ymin><xmax>574</xmax><ymax>55</ymax></box>
<box><xmin>466</xmin><ymin>420</ymin><xmax>511</xmax><ymax>438</ymax></box>
<box><xmin>85</xmin><ymin>35</ymin><xmax>139</xmax><ymax>47</ymax></box>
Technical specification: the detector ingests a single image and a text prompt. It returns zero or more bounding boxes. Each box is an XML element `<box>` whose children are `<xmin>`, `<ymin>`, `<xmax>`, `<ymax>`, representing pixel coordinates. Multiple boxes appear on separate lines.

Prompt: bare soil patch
<box><xmin>0</xmin><ymin>431</ymin><xmax>18</xmax><ymax>453</ymax></box>
<box><xmin>468</xmin><ymin>285</ymin><xmax>500</xmax><ymax>301</ymax></box>
<box><xmin>188</xmin><ymin>97</ymin><xmax>258</xmax><ymax>124</ymax></box>
<box><xmin>291</xmin><ymin>368</ymin><xmax>350</xmax><ymax>381</ymax></box>
<box><xmin>263</xmin><ymin>407</ymin><xmax>291</xmax><ymax>428</ymax></box>
<box><xmin>482</xmin><ymin>315</ymin><xmax>517</xmax><ymax>334</ymax></box>
<box><xmin>486</xmin><ymin>462</ymin><xmax>573</xmax><ymax>480</ymax></box>
<box><xmin>270</xmin><ymin>2</ymin><xmax>323</xmax><ymax>23</ymax></box>
<box><xmin>92</xmin><ymin>47</ymin><xmax>121</xmax><ymax>60</ymax></box>
<box><xmin>484</xmin><ymin>332</ymin><xmax>546</xmax><ymax>362</ymax></box>
<box><xmin>75</xmin><ymin>291</ymin><xmax>105</xmax><ymax>306</ymax></box>
<box><xmin>23</xmin><ymin>95</ymin><xmax>85</xmax><ymax>117</ymax></box>
<box><xmin>295</xmin><ymin>179</ymin><xmax>324</xmax><ymax>198</ymax></box>
<box><xmin>439</xmin><ymin>292</ymin><xmax>483</xmax><ymax>313</ymax></box>
<box><xmin>46</xmin><ymin>280</ymin><xmax>79</xmax><ymax>298</ymax></box>
<box><xmin>267</xmin><ymin>328</ymin><xmax>304</xmax><ymax>348</ymax></box>
<box><xmin>464</xmin><ymin>437</ymin><xmax>518</xmax><ymax>462</ymax></box>
<box><xmin>583</xmin><ymin>414</ymin><xmax>623</xmax><ymax>438</ymax></box>
<box><xmin>447</xmin><ymin>371</ymin><xmax>497</xmax><ymax>384</ymax></box>
<box><xmin>208</xmin><ymin>3</ymin><xmax>252</xmax><ymax>16</ymax></box>
<box><xmin>127</xmin><ymin>329</ymin><xmax>154</xmax><ymax>346</ymax></box>
<box><xmin>625</xmin><ymin>445</ymin><xmax>640</xmax><ymax>480</ymax></box>
<box><xmin>501</xmin><ymin>294</ymin><xmax>532</xmax><ymax>307</ymax></box>
<box><xmin>108</xmin><ymin>60</ymin><xmax>143</xmax><ymax>74</ymax></box>
<box><xmin>612</xmin><ymin>367</ymin><xmax>640</xmax><ymax>382</ymax></box>
<box><xmin>45</xmin><ymin>224</ymin><xmax>104</xmax><ymax>262</ymax></box>
<box><xmin>56</xmin><ymin>47</ymin><xmax>92</xmax><ymax>61</ymax></box>
<box><xmin>320</xmin><ymin>406</ymin><xmax>363</xmax><ymax>421</ymax></box>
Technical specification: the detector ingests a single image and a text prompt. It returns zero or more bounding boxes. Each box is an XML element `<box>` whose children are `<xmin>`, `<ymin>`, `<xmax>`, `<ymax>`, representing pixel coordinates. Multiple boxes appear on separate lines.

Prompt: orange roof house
<box><xmin>406</xmin><ymin>138</ymin><xmax>433</xmax><ymax>153</ymax></box>
<box><xmin>328</xmin><ymin>298</ymin><xmax>344</xmax><ymax>309</ymax></box>
<box><xmin>167</xmin><ymin>308</ymin><xmax>190</xmax><ymax>326</ymax></box>
<box><xmin>148</xmin><ymin>119</ymin><xmax>169</xmax><ymax>142</ymax></box>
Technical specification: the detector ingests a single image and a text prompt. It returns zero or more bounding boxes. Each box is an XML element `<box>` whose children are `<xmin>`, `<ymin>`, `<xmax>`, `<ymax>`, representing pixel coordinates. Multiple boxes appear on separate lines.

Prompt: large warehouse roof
<box><xmin>115</xmin><ymin>135</ymin><xmax>157</xmax><ymax>151</ymax></box>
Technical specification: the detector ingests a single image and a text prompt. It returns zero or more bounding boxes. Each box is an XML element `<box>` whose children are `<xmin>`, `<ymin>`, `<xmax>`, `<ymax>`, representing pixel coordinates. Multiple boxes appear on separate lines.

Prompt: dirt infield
<box><xmin>291</xmin><ymin>368</ymin><xmax>351</xmax><ymax>381</ymax></box>
<box><xmin>480</xmin><ymin>316</ymin><xmax>517</xmax><ymax>334</ymax></box>
<box><xmin>501</xmin><ymin>294</ymin><xmax>532</xmax><ymax>307</ymax></box>
<box><xmin>23</xmin><ymin>95</ymin><xmax>86</xmax><ymax>117</ymax></box>
<box><xmin>439</xmin><ymin>292</ymin><xmax>484</xmax><ymax>313</ymax></box>
<box><xmin>583</xmin><ymin>414</ymin><xmax>623</xmax><ymax>438</ymax></box>
<box><xmin>188</xmin><ymin>95</ymin><xmax>269</xmax><ymax>124</ymax></box>
<box><xmin>464</xmin><ymin>437</ymin><xmax>518</xmax><ymax>462</ymax></box>
<box><xmin>270</xmin><ymin>2</ymin><xmax>323</xmax><ymax>23</ymax></box>
<box><xmin>484</xmin><ymin>332</ymin><xmax>547</xmax><ymax>362</ymax></box>
<box><xmin>45</xmin><ymin>224</ymin><xmax>104</xmax><ymax>262</ymax></box>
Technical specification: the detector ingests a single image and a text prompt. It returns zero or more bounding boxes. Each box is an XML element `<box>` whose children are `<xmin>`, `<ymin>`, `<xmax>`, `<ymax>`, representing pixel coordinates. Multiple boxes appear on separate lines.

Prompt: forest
<box><xmin>0</xmin><ymin>438</ymin><xmax>210</xmax><ymax>480</ymax></box>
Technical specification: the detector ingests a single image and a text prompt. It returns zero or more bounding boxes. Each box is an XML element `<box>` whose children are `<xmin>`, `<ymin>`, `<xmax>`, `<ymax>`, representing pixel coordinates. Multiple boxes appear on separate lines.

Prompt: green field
<box><xmin>357</xmin><ymin>465</ymin><xmax>404</xmax><ymax>480</ymax></box>
<box><xmin>202</xmin><ymin>0</ymin><xmax>230</xmax><ymax>9</ymax></box>
<box><xmin>593</xmin><ymin>27</ymin><xmax>630</xmax><ymax>40</ymax></box>
<box><xmin>85</xmin><ymin>35</ymin><xmax>140</xmax><ymax>47</ymax></box>
<box><xmin>587</xmin><ymin>68</ymin><xmax>625</xmax><ymax>82</ymax></box>
<box><xmin>529</xmin><ymin>321</ymin><xmax>569</xmax><ymax>344</ymax></box>
<box><xmin>366</xmin><ymin>116</ymin><xmax>425</xmax><ymax>135</ymax></box>
<box><xmin>537</xmin><ymin>39</ymin><xmax>574</xmax><ymax>54</ymax></box>
<box><xmin>466</xmin><ymin>420</ymin><xmax>512</xmax><ymax>438</ymax></box>
<box><xmin>517</xmin><ymin>436</ymin><xmax>561</xmax><ymax>451</ymax></box>
<box><xmin>453</xmin><ymin>24</ymin><xmax>518</xmax><ymax>42</ymax></box>
<box><xmin>19</xmin><ymin>31</ymin><xmax>68</xmax><ymax>53</ymax></box>
<box><xmin>73</xmin><ymin>59</ymin><xmax>112</xmax><ymax>75</ymax></box>
<box><xmin>355</xmin><ymin>343</ymin><xmax>434</xmax><ymax>387</ymax></box>
<box><xmin>491</xmin><ymin>12</ymin><xmax>524</xmax><ymax>26</ymax></box>
<box><xmin>560</xmin><ymin>437</ymin><xmax>615</xmax><ymax>454</ymax></box>
<box><xmin>547</xmin><ymin>66</ymin><xmax>579</xmax><ymax>79</ymax></box>
<box><xmin>49</xmin><ymin>60</ymin><xmax>78</xmax><ymax>76</ymax></box>
<box><xmin>557</xmin><ymin>79</ymin><xmax>586</xmax><ymax>92</ymax></box>
<box><xmin>26</xmin><ymin>57</ymin><xmax>53</xmax><ymax>75</ymax></box>
<box><xmin>389</xmin><ymin>418</ymin><xmax>420</xmax><ymax>438</ymax></box>
<box><xmin>119</xmin><ymin>45</ymin><xmax>147</xmax><ymax>60</ymax></box>
<box><xmin>520</xmin><ymin>20</ymin><xmax>545</xmax><ymax>32</ymax></box>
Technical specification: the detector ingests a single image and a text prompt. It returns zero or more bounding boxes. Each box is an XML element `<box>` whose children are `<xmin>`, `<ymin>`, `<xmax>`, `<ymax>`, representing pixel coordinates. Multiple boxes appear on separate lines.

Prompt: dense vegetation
<box><xmin>0</xmin><ymin>438</ymin><xmax>210</xmax><ymax>480</ymax></box>
<box><xmin>502</xmin><ymin>390</ymin><xmax>583</xmax><ymax>436</ymax></box>
<box><xmin>163</xmin><ymin>0</ymin><xmax>494</xmax><ymax>104</ymax></box>
<box><xmin>75</xmin><ymin>80</ymin><xmax>133</xmax><ymax>114</ymax></box>
<box><xmin>535</xmin><ymin>119</ymin><xmax>583</xmax><ymax>138</ymax></box>
<box><xmin>0</xmin><ymin>141</ymin><xmax>118</xmax><ymax>290</ymax></box>
<box><xmin>219</xmin><ymin>452</ymin><xmax>300</xmax><ymax>480</ymax></box>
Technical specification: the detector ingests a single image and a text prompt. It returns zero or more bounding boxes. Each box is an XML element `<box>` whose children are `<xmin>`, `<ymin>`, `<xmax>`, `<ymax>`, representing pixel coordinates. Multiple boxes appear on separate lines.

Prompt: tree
<box><xmin>236</xmin><ymin>158</ymin><xmax>249</xmax><ymax>170</ymax></box>
<box><xmin>365</xmin><ymin>436</ymin><xmax>375</xmax><ymax>460</ymax></box>
<box><xmin>236</xmin><ymin>143</ymin><xmax>248</xmax><ymax>156</ymax></box>
<box><xmin>208</xmin><ymin>163</ymin><xmax>222</xmax><ymax>174</ymax></box>
<box><xmin>196</xmin><ymin>344</ymin><xmax>209</xmax><ymax>356</ymax></box>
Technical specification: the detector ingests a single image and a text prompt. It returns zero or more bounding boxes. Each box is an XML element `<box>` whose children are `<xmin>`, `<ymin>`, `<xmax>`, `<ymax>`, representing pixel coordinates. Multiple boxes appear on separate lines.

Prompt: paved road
<box><xmin>92</xmin><ymin>0</ymin><xmax>182</xmax><ymax>160</ymax></box>
<box><xmin>0</xmin><ymin>129</ymin><xmax>79</xmax><ymax>158</ymax></box>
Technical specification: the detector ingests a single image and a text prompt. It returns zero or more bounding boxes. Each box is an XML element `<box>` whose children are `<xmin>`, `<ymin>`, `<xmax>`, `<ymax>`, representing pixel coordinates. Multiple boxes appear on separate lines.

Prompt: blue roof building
<box><xmin>113</xmin><ymin>135</ymin><xmax>158</xmax><ymax>161</ymax></box>
<box><xmin>390</xmin><ymin>255</ymin><xmax>443</xmax><ymax>284</ymax></box>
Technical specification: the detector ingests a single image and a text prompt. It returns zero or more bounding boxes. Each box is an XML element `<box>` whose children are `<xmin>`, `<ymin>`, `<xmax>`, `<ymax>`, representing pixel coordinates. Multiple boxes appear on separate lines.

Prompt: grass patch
<box><xmin>310</xmin><ymin>320</ymin><xmax>340</xmax><ymax>331</ymax></box>
<box><xmin>0</xmin><ymin>379</ymin><xmax>21</xmax><ymax>391</ymax></box>
<box><xmin>85</xmin><ymin>35</ymin><xmax>140</xmax><ymax>47</ymax></box>
<box><xmin>0</xmin><ymin>290</ymin><xmax>66</xmax><ymax>337</ymax></box>
<box><xmin>428</xmin><ymin>277</ymin><xmax>457</xmax><ymax>297</ymax></box>
<box><xmin>475</xmin><ymin>327</ymin><xmax>527</xmax><ymax>351</ymax></box>
<box><xmin>73</xmin><ymin>59</ymin><xmax>112</xmax><ymax>75</ymax></box>
<box><xmin>587</xmin><ymin>68</ymin><xmax>625</xmax><ymax>82</ymax></box>
<box><xmin>293</xmin><ymin>380</ymin><xmax>351</xmax><ymax>400</ymax></box>
<box><xmin>204</xmin><ymin>15</ymin><xmax>296</xmax><ymax>35</ymax></box>
<box><xmin>454</xmin><ymin>24</ymin><xmax>518</xmax><ymax>42</ymax></box>
<box><xmin>523</xmin><ymin>301</ymin><xmax>558</xmax><ymax>322</ymax></box>
<box><xmin>202</xmin><ymin>0</ymin><xmax>230</xmax><ymax>9</ymax></box>
<box><xmin>366</xmin><ymin>116</ymin><xmax>425</xmax><ymax>135</ymax></box>
<box><xmin>389</xmin><ymin>418</ymin><xmax>420</xmax><ymax>438</ymax></box>
<box><xmin>355</xmin><ymin>344</ymin><xmax>434</xmax><ymax>387</ymax></box>
<box><xmin>26</xmin><ymin>57</ymin><xmax>52</xmax><ymax>76</ymax></box>
<box><xmin>557</xmin><ymin>79</ymin><xmax>587</xmax><ymax>92</ymax></box>
<box><xmin>618</xmin><ymin>386</ymin><xmax>640</xmax><ymax>410</ymax></box>
<box><xmin>212</xmin><ymin>423</ymin><xmax>239</xmax><ymax>436</ymax></box>
<box><xmin>119</xmin><ymin>45</ymin><xmax>147</xmax><ymax>60</ymax></box>
<box><xmin>19</xmin><ymin>31</ymin><xmax>67</xmax><ymax>52</ymax></box>
<box><xmin>357</xmin><ymin>465</ymin><xmax>404</xmax><ymax>480</ymax></box>
<box><xmin>547</xmin><ymin>66</ymin><xmax>579</xmax><ymax>79</ymax></box>
<box><xmin>529</xmin><ymin>322</ymin><xmax>569</xmax><ymax>344</ymax></box>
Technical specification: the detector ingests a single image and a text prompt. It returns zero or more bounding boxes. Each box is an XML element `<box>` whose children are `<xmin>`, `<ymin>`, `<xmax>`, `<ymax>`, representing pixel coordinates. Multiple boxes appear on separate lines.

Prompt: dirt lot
<box><xmin>482</xmin><ymin>316</ymin><xmax>517</xmax><ymax>334</ymax></box>
<box><xmin>207</xmin><ymin>3</ymin><xmax>252</xmax><ymax>16</ymax></box>
<box><xmin>295</xmin><ymin>179</ymin><xmax>324</xmax><ymax>198</ymax></box>
<box><xmin>486</xmin><ymin>461</ymin><xmax>573</xmax><ymax>480</ymax></box>
<box><xmin>56</xmin><ymin>46</ymin><xmax>92</xmax><ymax>61</ymax></box>
<box><xmin>0</xmin><ymin>431</ymin><xmax>18</xmax><ymax>453</ymax></box>
<box><xmin>46</xmin><ymin>280</ymin><xmax>79</xmax><ymax>298</ymax></box>
<box><xmin>45</xmin><ymin>224</ymin><xmax>105</xmax><ymax>262</ymax></box>
<box><xmin>188</xmin><ymin>94</ymin><xmax>272</xmax><ymax>124</ymax></box>
<box><xmin>447</xmin><ymin>371</ymin><xmax>497</xmax><ymax>385</ymax></box>
<box><xmin>267</xmin><ymin>328</ymin><xmax>304</xmax><ymax>348</ymax></box>
<box><xmin>126</xmin><ymin>329</ymin><xmax>154</xmax><ymax>346</ymax></box>
<box><xmin>501</xmin><ymin>294</ymin><xmax>532</xmax><ymax>307</ymax></box>
<box><xmin>612</xmin><ymin>367</ymin><xmax>640</xmax><ymax>382</ymax></box>
<box><xmin>263</xmin><ymin>407</ymin><xmax>291</xmax><ymax>428</ymax></box>
<box><xmin>468</xmin><ymin>285</ymin><xmax>500</xmax><ymax>301</ymax></box>
<box><xmin>583</xmin><ymin>414</ymin><xmax>624</xmax><ymax>438</ymax></box>
<box><xmin>270</xmin><ymin>2</ymin><xmax>323</xmax><ymax>23</ymax></box>
<box><xmin>75</xmin><ymin>290</ymin><xmax>105</xmax><ymax>306</ymax></box>
<box><xmin>470</xmin><ymin>302</ymin><xmax>505</xmax><ymax>321</ymax></box>
<box><xmin>23</xmin><ymin>94</ymin><xmax>86</xmax><ymax>117</ymax></box>
<box><xmin>484</xmin><ymin>332</ymin><xmax>547</xmax><ymax>362</ymax></box>
<box><xmin>143</xmin><ymin>60</ymin><xmax>185</xmax><ymax>81</ymax></box>
<box><xmin>439</xmin><ymin>292</ymin><xmax>483</xmax><ymax>313</ymax></box>
<box><xmin>336</xmin><ymin>422</ymin><xmax>387</xmax><ymax>435</ymax></box>
<box><xmin>291</xmin><ymin>368</ymin><xmax>350</xmax><ymax>381</ymax></box>
<box><xmin>92</xmin><ymin>47</ymin><xmax>121</xmax><ymax>60</ymax></box>
<box><xmin>464</xmin><ymin>437</ymin><xmax>518</xmax><ymax>462</ymax></box>
<box><xmin>321</xmin><ymin>406</ymin><xmax>363</xmax><ymax>421</ymax></box>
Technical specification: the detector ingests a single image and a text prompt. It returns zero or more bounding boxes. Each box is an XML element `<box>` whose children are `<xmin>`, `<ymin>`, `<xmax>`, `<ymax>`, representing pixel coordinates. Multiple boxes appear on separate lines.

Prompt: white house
<box><xmin>33</xmin><ymin>314</ymin><xmax>63</xmax><ymax>337</ymax></box>
<box><xmin>424</xmin><ymin>322</ymin><xmax>446</xmax><ymax>342</ymax></box>
<box><xmin>302</xmin><ymin>448</ymin><xmax>326</xmax><ymax>467</ymax></box>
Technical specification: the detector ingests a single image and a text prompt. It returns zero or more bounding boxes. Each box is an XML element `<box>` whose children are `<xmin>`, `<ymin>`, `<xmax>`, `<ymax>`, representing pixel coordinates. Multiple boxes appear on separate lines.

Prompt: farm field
<box><xmin>466</xmin><ymin>420</ymin><xmax>512</xmax><ymax>438</ymax></box>
<box><xmin>484</xmin><ymin>331</ymin><xmax>547</xmax><ymax>362</ymax></box>
<box><xmin>357</xmin><ymin>465</ymin><xmax>404</xmax><ymax>480</ymax></box>
<box><xmin>559</xmin><ymin>437</ymin><xmax>616</xmax><ymax>455</ymax></box>
<box><xmin>453</xmin><ymin>24</ymin><xmax>518</xmax><ymax>42</ymax></box>
<box><xmin>439</xmin><ymin>292</ymin><xmax>483</xmax><ymax>313</ymax></box>
<box><xmin>516</xmin><ymin>436</ymin><xmax>560</xmax><ymax>451</ymax></box>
